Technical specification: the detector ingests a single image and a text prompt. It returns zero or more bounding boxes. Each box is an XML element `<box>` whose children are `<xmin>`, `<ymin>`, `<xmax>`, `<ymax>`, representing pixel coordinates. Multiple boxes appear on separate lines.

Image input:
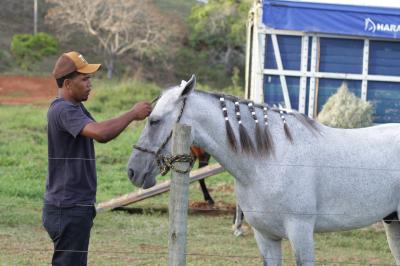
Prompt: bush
<box><xmin>0</xmin><ymin>50</ymin><xmax>12</xmax><ymax>71</ymax></box>
<box><xmin>10</xmin><ymin>32</ymin><xmax>58</xmax><ymax>70</ymax></box>
<box><xmin>317</xmin><ymin>82</ymin><xmax>373</xmax><ymax>128</ymax></box>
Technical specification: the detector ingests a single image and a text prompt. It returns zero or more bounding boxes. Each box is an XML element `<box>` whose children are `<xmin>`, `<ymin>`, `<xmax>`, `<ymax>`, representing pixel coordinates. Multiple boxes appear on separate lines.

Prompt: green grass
<box><xmin>0</xmin><ymin>79</ymin><xmax>396</xmax><ymax>265</ymax></box>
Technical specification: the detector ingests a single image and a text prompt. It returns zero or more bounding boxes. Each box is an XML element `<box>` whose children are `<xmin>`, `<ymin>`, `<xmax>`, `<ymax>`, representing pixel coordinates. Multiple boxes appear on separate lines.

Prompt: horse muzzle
<box><xmin>127</xmin><ymin>168</ymin><xmax>156</xmax><ymax>189</ymax></box>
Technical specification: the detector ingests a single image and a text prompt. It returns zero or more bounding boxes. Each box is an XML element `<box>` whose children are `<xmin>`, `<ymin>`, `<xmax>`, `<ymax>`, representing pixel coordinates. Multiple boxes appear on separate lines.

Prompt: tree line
<box><xmin>1</xmin><ymin>0</ymin><xmax>252</xmax><ymax>89</ymax></box>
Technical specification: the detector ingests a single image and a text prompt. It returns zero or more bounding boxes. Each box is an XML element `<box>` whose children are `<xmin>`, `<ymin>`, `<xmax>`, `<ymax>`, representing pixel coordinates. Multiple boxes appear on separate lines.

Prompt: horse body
<box><xmin>128</xmin><ymin>76</ymin><xmax>400</xmax><ymax>265</ymax></box>
<box><xmin>188</xmin><ymin>92</ymin><xmax>400</xmax><ymax>230</ymax></box>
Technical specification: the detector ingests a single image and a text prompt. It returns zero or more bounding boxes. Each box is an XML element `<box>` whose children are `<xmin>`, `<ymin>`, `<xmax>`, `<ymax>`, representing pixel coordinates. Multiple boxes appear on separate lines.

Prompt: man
<box><xmin>42</xmin><ymin>51</ymin><xmax>152</xmax><ymax>265</ymax></box>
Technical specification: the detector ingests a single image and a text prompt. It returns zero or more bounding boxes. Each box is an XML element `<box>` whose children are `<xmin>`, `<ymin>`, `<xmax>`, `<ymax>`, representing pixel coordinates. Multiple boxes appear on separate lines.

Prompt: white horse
<box><xmin>127</xmin><ymin>75</ymin><xmax>400</xmax><ymax>265</ymax></box>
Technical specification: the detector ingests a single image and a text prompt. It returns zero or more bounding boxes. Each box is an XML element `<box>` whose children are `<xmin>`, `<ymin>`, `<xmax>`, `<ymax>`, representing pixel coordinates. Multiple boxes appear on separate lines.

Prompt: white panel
<box><xmin>245</xmin><ymin>13</ymin><xmax>254</xmax><ymax>99</ymax></box>
<box><xmin>257</xmin><ymin>31</ymin><xmax>266</xmax><ymax>103</ymax></box>
<box><xmin>361</xmin><ymin>39</ymin><xmax>369</xmax><ymax>101</ymax></box>
<box><xmin>299</xmin><ymin>36</ymin><xmax>309</xmax><ymax>114</ymax></box>
<box><xmin>263</xmin><ymin>69</ymin><xmax>400</xmax><ymax>83</ymax></box>
<box><xmin>308</xmin><ymin>36</ymin><xmax>319</xmax><ymax>118</ymax></box>
<box><xmin>250</xmin><ymin>25</ymin><xmax>260</xmax><ymax>102</ymax></box>
<box><xmin>271</xmin><ymin>34</ymin><xmax>292</xmax><ymax>109</ymax></box>
<box><xmin>249</xmin><ymin>1</ymin><xmax>265</xmax><ymax>104</ymax></box>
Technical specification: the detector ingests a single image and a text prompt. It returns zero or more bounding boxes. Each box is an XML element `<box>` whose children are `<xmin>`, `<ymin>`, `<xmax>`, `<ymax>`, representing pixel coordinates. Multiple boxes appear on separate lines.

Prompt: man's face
<box><xmin>65</xmin><ymin>74</ymin><xmax>92</xmax><ymax>102</ymax></box>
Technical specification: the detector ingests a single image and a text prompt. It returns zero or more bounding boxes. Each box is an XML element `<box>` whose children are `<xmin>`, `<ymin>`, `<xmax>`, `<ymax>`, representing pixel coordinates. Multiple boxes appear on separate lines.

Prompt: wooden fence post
<box><xmin>168</xmin><ymin>123</ymin><xmax>192</xmax><ymax>266</ymax></box>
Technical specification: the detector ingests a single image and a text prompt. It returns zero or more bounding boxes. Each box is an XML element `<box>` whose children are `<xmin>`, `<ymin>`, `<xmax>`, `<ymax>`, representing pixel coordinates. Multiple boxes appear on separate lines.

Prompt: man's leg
<box><xmin>43</xmin><ymin>205</ymin><xmax>95</xmax><ymax>266</ymax></box>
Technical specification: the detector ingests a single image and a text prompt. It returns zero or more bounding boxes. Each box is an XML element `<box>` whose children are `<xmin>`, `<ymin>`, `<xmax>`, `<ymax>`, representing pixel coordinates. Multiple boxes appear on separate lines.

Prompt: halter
<box><xmin>133</xmin><ymin>96</ymin><xmax>194</xmax><ymax>176</ymax></box>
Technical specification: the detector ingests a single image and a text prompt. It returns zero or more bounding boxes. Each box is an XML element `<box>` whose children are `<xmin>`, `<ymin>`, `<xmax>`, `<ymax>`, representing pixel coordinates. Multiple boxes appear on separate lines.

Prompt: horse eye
<box><xmin>149</xmin><ymin>119</ymin><xmax>160</xmax><ymax>126</ymax></box>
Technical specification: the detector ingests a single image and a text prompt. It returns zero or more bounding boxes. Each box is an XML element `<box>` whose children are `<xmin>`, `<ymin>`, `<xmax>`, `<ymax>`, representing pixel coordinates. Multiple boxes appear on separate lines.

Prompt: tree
<box><xmin>45</xmin><ymin>0</ymin><xmax>183</xmax><ymax>79</ymax></box>
<box><xmin>11</xmin><ymin>32</ymin><xmax>58</xmax><ymax>70</ymax></box>
<box><xmin>181</xmin><ymin>0</ymin><xmax>251</xmax><ymax>87</ymax></box>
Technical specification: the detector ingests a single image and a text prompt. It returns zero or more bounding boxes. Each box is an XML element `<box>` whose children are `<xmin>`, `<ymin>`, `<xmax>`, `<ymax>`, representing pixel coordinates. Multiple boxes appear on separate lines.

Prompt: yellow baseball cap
<box><xmin>52</xmin><ymin>51</ymin><xmax>101</xmax><ymax>79</ymax></box>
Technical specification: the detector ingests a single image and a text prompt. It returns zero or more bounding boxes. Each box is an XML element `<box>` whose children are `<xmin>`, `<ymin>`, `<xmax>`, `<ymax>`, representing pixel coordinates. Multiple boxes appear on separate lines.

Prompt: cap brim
<box><xmin>77</xmin><ymin>64</ymin><xmax>101</xmax><ymax>74</ymax></box>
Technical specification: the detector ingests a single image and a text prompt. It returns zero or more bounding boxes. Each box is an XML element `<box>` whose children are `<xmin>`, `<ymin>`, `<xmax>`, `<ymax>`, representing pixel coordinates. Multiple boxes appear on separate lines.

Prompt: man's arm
<box><xmin>81</xmin><ymin>101</ymin><xmax>152</xmax><ymax>143</ymax></box>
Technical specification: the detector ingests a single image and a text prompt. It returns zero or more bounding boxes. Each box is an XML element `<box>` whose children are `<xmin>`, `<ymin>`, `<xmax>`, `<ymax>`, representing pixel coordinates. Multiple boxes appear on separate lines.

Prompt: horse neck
<box><xmin>182</xmin><ymin>92</ymin><xmax>261</xmax><ymax>179</ymax></box>
<box><xmin>183</xmin><ymin>91</ymin><xmax>321</xmax><ymax>167</ymax></box>
<box><xmin>183</xmin><ymin>92</ymin><xmax>230</xmax><ymax>155</ymax></box>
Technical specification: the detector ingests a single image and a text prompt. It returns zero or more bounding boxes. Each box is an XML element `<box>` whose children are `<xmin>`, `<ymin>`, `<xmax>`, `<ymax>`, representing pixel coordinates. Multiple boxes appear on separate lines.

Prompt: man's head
<box><xmin>53</xmin><ymin>51</ymin><xmax>101</xmax><ymax>80</ymax></box>
<box><xmin>52</xmin><ymin>52</ymin><xmax>101</xmax><ymax>102</ymax></box>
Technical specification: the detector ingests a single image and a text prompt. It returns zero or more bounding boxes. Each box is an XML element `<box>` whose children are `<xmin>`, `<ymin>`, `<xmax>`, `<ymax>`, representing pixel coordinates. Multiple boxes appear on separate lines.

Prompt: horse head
<box><xmin>127</xmin><ymin>75</ymin><xmax>196</xmax><ymax>189</ymax></box>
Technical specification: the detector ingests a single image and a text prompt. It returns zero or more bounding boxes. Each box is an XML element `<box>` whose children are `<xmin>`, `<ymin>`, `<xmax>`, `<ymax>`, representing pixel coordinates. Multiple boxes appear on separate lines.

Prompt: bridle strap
<box><xmin>132</xmin><ymin>145</ymin><xmax>156</xmax><ymax>155</ymax></box>
<box><xmin>133</xmin><ymin>96</ymin><xmax>194</xmax><ymax>176</ymax></box>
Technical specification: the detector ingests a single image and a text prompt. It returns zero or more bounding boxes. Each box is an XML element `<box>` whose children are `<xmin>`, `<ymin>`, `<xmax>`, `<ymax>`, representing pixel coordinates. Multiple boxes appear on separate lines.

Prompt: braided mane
<box><xmin>197</xmin><ymin>91</ymin><xmax>319</xmax><ymax>157</ymax></box>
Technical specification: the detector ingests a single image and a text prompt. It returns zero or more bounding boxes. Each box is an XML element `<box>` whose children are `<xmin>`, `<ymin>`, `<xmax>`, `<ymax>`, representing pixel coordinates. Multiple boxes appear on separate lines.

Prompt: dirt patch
<box><xmin>0</xmin><ymin>75</ymin><xmax>56</xmax><ymax>105</ymax></box>
<box><xmin>189</xmin><ymin>201</ymin><xmax>236</xmax><ymax>211</ymax></box>
<box><xmin>212</xmin><ymin>183</ymin><xmax>235</xmax><ymax>194</ymax></box>
<box><xmin>115</xmin><ymin>201</ymin><xmax>236</xmax><ymax>216</ymax></box>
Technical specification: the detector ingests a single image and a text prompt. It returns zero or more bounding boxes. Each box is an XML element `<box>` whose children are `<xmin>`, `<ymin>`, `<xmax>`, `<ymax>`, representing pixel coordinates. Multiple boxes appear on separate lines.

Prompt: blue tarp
<box><xmin>263</xmin><ymin>0</ymin><xmax>400</xmax><ymax>39</ymax></box>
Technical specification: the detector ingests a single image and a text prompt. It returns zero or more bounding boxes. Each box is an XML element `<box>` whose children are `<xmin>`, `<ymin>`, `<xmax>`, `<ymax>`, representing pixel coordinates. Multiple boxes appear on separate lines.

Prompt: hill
<box><xmin>0</xmin><ymin>0</ymin><xmax>199</xmax><ymax>76</ymax></box>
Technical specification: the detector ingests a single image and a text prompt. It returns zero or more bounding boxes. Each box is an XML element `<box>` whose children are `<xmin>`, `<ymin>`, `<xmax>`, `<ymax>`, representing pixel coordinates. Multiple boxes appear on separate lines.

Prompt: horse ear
<box><xmin>180</xmin><ymin>74</ymin><xmax>196</xmax><ymax>97</ymax></box>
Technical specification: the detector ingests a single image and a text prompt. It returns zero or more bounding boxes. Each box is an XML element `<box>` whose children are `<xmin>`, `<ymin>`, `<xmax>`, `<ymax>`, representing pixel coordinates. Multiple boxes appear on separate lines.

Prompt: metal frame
<box><xmin>244</xmin><ymin>6</ymin><xmax>255</xmax><ymax>100</ymax></box>
<box><xmin>308</xmin><ymin>36</ymin><xmax>319</xmax><ymax>118</ymax></box>
<box><xmin>299</xmin><ymin>36</ymin><xmax>309</xmax><ymax>113</ymax></box>
<box><xmin>361</xmin><ymin>39</ymin><xmax>370</xmax><ymax>101</ymax></box>
<box><xmin>271</xmin><ymin>34</ymin><xmax>291</xmax><ymax>109</ymax></box>
<box><xmin>248</xmin><ymin>0</ymin><xmax>265</xmax><ymax>104</ymax></box>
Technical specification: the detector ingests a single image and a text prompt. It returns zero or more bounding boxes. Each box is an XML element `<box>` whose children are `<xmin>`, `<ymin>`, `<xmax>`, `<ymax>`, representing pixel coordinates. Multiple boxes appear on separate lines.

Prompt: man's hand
<box><xmin>131</xmin><ymin>101</ymin><xmax>152</xmax><ymax>120</ymax></box>
<box><xmin>81</xmin><ymin>101</ymin><xmax>152</xmax><ymax>143</ymax></box>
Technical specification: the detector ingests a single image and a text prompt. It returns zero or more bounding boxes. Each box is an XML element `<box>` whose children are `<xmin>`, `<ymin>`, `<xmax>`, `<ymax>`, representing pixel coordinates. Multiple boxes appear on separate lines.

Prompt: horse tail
<box><xmin>255</xmin><ymin>123</ymin><xmax>266</xmax><ymax>153</ymax></box>
<box><xmin>256</xmin><ymin>123</ymin><xmax>274</xmax><ymax>156</ymax></box>
<box><xmin>239</xmin><ymin>123</ymin><xmax>255</xmax><ymax>154</ymax></box>
<box><xmin>283</xmin><ymin>122</ymin><xmax>293</xmax><ymax>143</ymax></box>
<box><xmin>260</xmin><ymin>106</ymin><xmax>274</xmax><ymax>156</ymax></box>
<box><xmin>263</xmin><ymin>125</ymin><xmax>274</xmax><ymax>156</ymax></box>
<box><xmin>293</xmin><ymin>112</ymin><xmax>320</xmax><ymax>134</ymax></box>
<box><xmin>279</xmin><ymin>110</ymin><xmax>293</xmax><ymax>143</ymax></box>
<box><xmin>219</xmin><ymin>96</ymin><xmax>238</xmax><ymax>152</ymax></box>
<box><xmin>225</xmin><ymin>119</ymin><xmax>238</xmax><ymax>152</ymax></box>
<box><xmin>247</xmin><ymin>101</ymin><xmax>268</xmax><ymax>156</ymax></box>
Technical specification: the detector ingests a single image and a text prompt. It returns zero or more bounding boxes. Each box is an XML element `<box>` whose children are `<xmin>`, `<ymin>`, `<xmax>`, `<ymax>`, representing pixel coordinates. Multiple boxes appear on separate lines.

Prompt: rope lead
<box><xmin>157</xmin><ymin>153</ymin><xmax>194</xmax><ymax>176</ymax></box>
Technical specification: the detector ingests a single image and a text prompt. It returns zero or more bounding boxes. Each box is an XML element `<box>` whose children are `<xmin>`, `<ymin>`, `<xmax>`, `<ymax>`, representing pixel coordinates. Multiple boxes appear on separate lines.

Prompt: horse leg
<box><xmin>384</xmin><ymin>220</ymin><xmax>400</xmax><ymax>265</ymax></box>
<box><xmin>232</xmin><ymin>203</ymin><xmax>244</xmax><ymax>237</ymax></box>
<box><xmin>198</xmin><ymin>179</ymin><xmax>214</xmax><ymax>205</ymax></box>
<box><xmin>286</xmin><ymin>220</ymin><xmax>315</xmax><ymax>266</ymax></box>
<box><xmin>253</xmin><ymin>229</ymin><xmax>282</xmax><ymax>266</ymax></box>
<box><xmin>197</xmin><ymin>151</ymin><xmax>214</xmax><ymax>205</ymax></box>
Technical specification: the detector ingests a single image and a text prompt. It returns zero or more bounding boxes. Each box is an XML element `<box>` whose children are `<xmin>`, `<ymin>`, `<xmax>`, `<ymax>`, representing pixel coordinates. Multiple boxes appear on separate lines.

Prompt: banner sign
<box><xmin>263</xmin><ymin>0</ymin><xmax>400</xmax><ymax>39</ymax></box>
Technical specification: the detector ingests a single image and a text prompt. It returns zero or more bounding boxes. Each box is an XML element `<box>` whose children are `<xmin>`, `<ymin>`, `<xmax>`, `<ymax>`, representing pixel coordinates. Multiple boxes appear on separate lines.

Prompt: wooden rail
<box><xmin>96</xmin><ymin>163</ymin><xmax>224</xmax><ymax>212</ymax></box>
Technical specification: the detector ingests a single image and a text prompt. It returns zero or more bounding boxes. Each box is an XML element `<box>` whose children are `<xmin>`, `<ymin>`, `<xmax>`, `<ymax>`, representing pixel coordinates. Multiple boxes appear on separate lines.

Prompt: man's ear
<box><xmin>63</xmin><ymin>78</ymin><xmax>71</xmax><ymax>89</ymax></box>
<box><xmin>180</xmin><ymin>74</ymin><xmax>196</xmax><ymax>97</ymax></box>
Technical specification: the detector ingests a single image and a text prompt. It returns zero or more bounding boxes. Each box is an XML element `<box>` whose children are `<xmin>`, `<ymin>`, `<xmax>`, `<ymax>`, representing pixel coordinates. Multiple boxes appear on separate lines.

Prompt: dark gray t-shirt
<box><xmin>45</xmin><ymin>98</ymin><xmax>97</xmax><ymax>207</ymax></box>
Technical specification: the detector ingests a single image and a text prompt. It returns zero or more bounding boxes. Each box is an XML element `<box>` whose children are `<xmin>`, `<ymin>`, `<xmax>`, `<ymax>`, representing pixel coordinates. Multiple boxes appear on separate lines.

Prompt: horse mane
<box><xmin>195</xmin><ymin>90</ymin><xmax>319</xmax><ymax>157</ymax></box>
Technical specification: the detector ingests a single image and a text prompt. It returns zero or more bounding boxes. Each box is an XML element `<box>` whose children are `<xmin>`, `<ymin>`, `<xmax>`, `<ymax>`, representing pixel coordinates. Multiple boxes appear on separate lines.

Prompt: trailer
<box><xmin>246</xmin><ymin>0</ymin><xmax>400</xmax><ymax>122</ymax></box>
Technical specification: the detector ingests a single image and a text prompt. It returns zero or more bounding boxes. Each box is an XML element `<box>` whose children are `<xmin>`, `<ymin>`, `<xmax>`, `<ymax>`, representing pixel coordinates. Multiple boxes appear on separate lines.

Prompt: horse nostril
<box><xmin>128</xmin><ymin>169</ymin><xmax>134</xmax><ymax>179</ymax></box>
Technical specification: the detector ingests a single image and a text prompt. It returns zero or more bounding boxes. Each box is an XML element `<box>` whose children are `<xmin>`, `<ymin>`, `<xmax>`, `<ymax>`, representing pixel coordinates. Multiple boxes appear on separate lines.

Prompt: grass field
<box><xmin>0</xmin><ymin>80</ymin><xmax>396</xmax><ymax>265</ymax></box>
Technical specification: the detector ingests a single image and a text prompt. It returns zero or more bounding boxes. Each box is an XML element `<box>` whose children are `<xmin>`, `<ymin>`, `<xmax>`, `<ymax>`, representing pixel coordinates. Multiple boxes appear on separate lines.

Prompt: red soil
<box><xmin>0</xmin><ymin>75</ymin><xmax>57</xmax><ymax>105</ymax></box>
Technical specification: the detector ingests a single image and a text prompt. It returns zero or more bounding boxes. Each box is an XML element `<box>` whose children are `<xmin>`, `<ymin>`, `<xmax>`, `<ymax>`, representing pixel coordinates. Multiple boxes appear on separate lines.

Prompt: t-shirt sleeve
<box><xmin>58</xmin><ymin>104</ymin><xmax>93</xmax><ymax>138</ymax></box>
